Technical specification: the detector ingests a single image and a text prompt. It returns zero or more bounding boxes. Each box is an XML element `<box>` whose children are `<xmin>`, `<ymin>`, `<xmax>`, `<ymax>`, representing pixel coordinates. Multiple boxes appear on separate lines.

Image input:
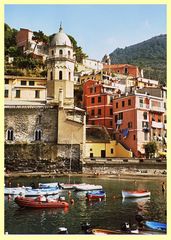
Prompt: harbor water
<box><xmin>5</xmin><ymin>176</ymin><xmax>166</xmax><ymax>234</ymax></box>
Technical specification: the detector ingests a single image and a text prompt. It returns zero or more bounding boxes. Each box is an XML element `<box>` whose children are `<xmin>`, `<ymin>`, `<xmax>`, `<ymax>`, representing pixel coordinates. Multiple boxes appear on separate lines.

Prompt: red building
<box><xmin>113</xmin><ymin>91</ymin><xmax>166</xmax><ymax>157</ymax></box>
<box><xmin>103</xmin><ymin>64</ymin><xmax>141</xmax><ymax>78</ymax></box>
<box><xmin>83</xmin><ymin>80</ymin><xmax>118</xmax><ymax>134</ymax></box>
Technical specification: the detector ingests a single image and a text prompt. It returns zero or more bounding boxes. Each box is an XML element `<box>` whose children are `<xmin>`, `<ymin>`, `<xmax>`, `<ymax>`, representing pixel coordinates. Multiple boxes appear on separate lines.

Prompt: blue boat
<box><xmin>144</xmin><ymin>221</ymin><xmax>166</xmax><ymax>232</ymax></box>
<box><xmin>86</xmin><ymin>190</ymin><xmax>106</xmax><ymax>200</ymax></box>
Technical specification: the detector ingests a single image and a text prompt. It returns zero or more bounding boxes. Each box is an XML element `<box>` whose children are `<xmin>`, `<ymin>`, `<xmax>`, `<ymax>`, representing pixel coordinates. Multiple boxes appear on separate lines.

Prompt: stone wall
<box><xmin>5</xmin><ymin>106</ymin><xmax>58</xmax><ymax>143</ymax></box>
<box><xmin>5</xmin><ymin>143</ymin><xmax>81</xmax><ymax>172</ymax></box>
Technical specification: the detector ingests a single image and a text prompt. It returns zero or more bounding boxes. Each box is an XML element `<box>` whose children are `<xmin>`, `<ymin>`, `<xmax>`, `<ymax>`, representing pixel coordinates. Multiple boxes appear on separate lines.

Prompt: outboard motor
<box><xmin>135</xmin><ymin>214</ymin><xmax>144</xmax><ymax>223</ymax></box>
<box><xmin>58</xmin><ymin>227</ymin><xmax>68</xmax><ymax>234</ymax></box>
<box><xmin>121</xmin><ymin>222</ymin><xmax>131</xmax><ymax>233</ymax></box>
<box><xmin>81</xmin><ymin>222</ymin><xmax>92</xmax><ymax>234</ymax></box>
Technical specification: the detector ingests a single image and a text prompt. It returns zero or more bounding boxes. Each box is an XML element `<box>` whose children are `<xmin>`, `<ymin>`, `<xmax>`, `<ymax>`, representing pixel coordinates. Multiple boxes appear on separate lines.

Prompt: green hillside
<box><xmin>109</xmin><ymin>34</ymin><xmax>166</xmax><ymax>84</ymax></box>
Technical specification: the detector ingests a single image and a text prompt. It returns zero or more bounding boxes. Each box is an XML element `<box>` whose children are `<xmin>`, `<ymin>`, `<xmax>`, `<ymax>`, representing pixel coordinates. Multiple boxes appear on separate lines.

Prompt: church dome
<box><xmin>51</xmin><ymin>24</ymin><xmax>72</xmax><ymax>47</ymax></box>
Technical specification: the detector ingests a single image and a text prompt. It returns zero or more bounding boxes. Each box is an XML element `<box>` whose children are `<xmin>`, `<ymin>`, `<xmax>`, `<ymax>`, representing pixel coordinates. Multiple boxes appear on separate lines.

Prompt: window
<box><xmin>158</xmin><ymin>115</ymin><xmax>161</xmax><ymax>122</ymax></box>
<box><xmin>68</xmin><ymin>50</ymin><xmax>71</xmax><ymax>57</ymax></box>
<box><xmin>7</xmin><ymin>129</ymin><xmax>14</xmax><ymax>141</ymax></box>
<box><xmin>29</xmin><ymin>81</ymin><xmax>35</xmax><ymax>86</ymax></box>
<box><xmin>139</xmin><ymin>98</ymin><xmax>143</xmax><ymax>107</ymax></box>
<box><xmin>111</xmin><ymin>148</ymin><xmax>114</xmax><ymax>154</ymax></box>
<box><xmin>91</xmin><ymin>97</ymin><xmax>95</xmax><ymax>104</ymax></box>
<box><xmin>35</xmin><ymin>90</ymin><xmax>40</xmax><ymax>98</ymax></box>
<box><xmin>5</xmin><ymin>79</ymin><xmax>9</xmax><ymax>84</ymax></box>
<box><xmin>35</xmin><ymin>129</ymin><xmax>42</xmax><ymax>141</ymax></box>
<box><xmin>152</xmin><ymin>113</ymin><xmax>155</xmax><ymax>121</ymax></box>
<box><xmin>128</xmin><ymin>99</ymin><xmax>131</xmax><ymax>106</ymax></box>
<box><xmin>51</xmin><ymin>50</ymin><xmax>54</xmax><ymax>56</ymax></box>
<box><xmin>124</xmin><ymin>67</ymin><xmax>128</xmax><ymax>74</ymax></box>
<box><xmin>128</xmin><ymin>122</ymin><xmax>132</xmax><ymax>128</ymax></box>
<box><xmin>98</xmin><ymin>96</ymin><xmax>101</xmax><ymax>103</ymax></box>
<box><xmin>59</xmin><ymin>49</ymin><xmax>63</xmax><ymax>56</ymax></box>
<box><xmin>116</xmin><ymin>102</ymin><xmax>118</xmax><ymax>108</ymax></box>
<box><xmin>69</xmin><ymin>72</ymin><xmax>71</xmax><ymax>81</ymax></box>
<box><xmin>133</xmin><ymin>135</ymin><xmax>136</xmax><ymax>140</ymax></box>
<box><xmin>142</xmin><ymin>121</ymin><xmax>149</xmax><ymax>128</ymax></box>
<box><xmin>21</xmin><ymin>81</ymin><xmax>26</xmax><ymax>86</ymax></box>
<box><xmin>143</xmin><ymin>112</ymin><xmax>147</xmax><ymax>120</ymax></box>
<box><xmin>59</xmin><ymin>71</ymin><xmax>62</xmax><ymax>80</ymax></box>
<box><xmin>115</xmin><ymin>115</ymin><xmax>118</xmax><ymax>123</ymax></box>
<box><xmin>98</xmin><ymin>108</ymin><xmax>101</xmax><ymax>115</ymax></box>
<box><xmin>90</xmin><ymin>88</ymin><xmax>93</xmax><ymax>94</ymax></box>
<box><xmin>16</xmin><ymin>90</ymin><xmax>20</xmax><ymax>98</ymax></box>
<box><xmin>50</xmin><ymin>71</ymin><xmax>53</xmax><ymax>80</ymax></box>
<box><xmin>119</xmin><ymin>112</ymin><xmax>123</xmax><ymax>120</ymax></box>
<box><xmin>122</xmin><ymin>101</ymin><xmax>125</xmax><ymax>107</ymax></box>
<box><xmin>5</xmin><ymin>89</ymin><xmax>8</xmax><ymax>98</ymax></box>
<box><xmin>110</xmin><ymin>120</ymin><xmax>113</xmax><ymax>126</ymax></box>
<box><xmin>91</xmin><ymin>109</ymin><xmax>95</xmax><ymax>116</ymax></box>
<box><xmin>110</xmin><ymin>108</ymin><xmax>113</xmax><ymax>115</ymax></box>
<box><xmin>91</xmin><ymin>120</ymin><xmax>94</xmax><ymax>125</ymax></box>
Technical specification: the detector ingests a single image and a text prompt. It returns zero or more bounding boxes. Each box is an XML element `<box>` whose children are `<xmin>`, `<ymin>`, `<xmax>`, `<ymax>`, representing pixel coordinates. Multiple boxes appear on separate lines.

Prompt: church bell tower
<box><xmin>47</xmin><ymin>24</ymin><xmax>75</xmax><ymax>107</ymax></box>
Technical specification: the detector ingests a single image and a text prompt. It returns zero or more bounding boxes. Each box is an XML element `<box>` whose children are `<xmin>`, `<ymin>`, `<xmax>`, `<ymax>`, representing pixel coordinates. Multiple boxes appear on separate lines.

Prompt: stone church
<box><xmin>5</xmin><ymin>25</ymin><xmax>86</xmax><ymax>173</ymax></box>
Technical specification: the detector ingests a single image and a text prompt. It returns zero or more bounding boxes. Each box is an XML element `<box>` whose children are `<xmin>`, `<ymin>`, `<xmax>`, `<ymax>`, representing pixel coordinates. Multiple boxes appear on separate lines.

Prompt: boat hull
<box><xmin>86</xmin><ymin>190</ymin><xmax>106</xmax><ymax>200</ymax></box>
<box><xmin>122</xmin><ymin>190</ymin><xmax>151</xmax><ymax>198</ymax></box>
<box><xmin>15</xmin><ymin>196</ymin><xmax>69</xmax><ymax>209</ymax></box>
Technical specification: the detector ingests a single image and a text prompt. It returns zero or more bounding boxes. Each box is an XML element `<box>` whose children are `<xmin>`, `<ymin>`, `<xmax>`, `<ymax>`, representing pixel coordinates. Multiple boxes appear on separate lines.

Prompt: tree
<box><xmin>144</xmin><ymin>141</ymin><xmax>158</xmax><ymax>159</ymax></box>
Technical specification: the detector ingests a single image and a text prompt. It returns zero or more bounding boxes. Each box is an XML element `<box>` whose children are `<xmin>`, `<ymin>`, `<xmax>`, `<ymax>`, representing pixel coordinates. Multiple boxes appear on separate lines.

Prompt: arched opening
<box><xmin>68</xmin><ymin>50</ymin><xmax>71</xmax><ymax>58</ymax></box>
<box><xmin>50</xmin><ymin>71</ymin><xmax>53</xmax><ymax>80</ymax></box>
<box><xmin>35</xmin><ymin>129</ymin><xmax>42</xmax><ymax>141</ymax></box>
<box><xmin>59</xmin><ymin>49</ymin><xmax>63</xmax><ymax>57</ymax></box>
<box><xmin>7</xmin><ymin>128</ymin><xmax>14</xmax><ymax>141</ymax></box>
<box><xmin>59</xmin><ymin>71</ymin><xmax>63</xmax><ymax>80</ymax></box>
<box><xmin>69</xmin><ymin>72</ymin><xmax>71</xmax><ymax>81</ymax></box>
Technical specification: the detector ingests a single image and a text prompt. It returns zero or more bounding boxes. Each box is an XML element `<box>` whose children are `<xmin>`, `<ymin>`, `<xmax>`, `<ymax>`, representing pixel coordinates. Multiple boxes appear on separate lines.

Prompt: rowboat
<box><xmin>74</xmin><ymin>184</ymin><xmax>103</xmax><ymax>191</ymax></box>
<box><xmin>39</xmin><ymin>182</ymin><xmax>59</xmax><ymax>188</ymax></box>
<box><xmin>15</xmin><ymin>196</ymin><xmax>69</xmax><ymax>208</ymax></box>
<box><xmin>86</xmin><ymin>190</ymin><xmax>106</xmax><ymax>200</ymax></box>
<box><xmin>5</xmin><ymin>186</ymin><xmax>59</xmax><ymax>197</ymax></box>
<box><xmin>122</xmin><ymin>190</ymin><xmax>151</xmax><ymax>198</ymax></box>
<box><xmin>144</xmin><ymin>221</ymin><xmax>166</xmax><ymax>232</ymax></box>
<box><xmin>5</xmin><ymin>187</ymin><xmax>32</xmax><ymax>195</ymax></box>
<box><xmin>90</xmin><ymin>228</ymin><xmax>139</xmax><ymax>235</ymax></box>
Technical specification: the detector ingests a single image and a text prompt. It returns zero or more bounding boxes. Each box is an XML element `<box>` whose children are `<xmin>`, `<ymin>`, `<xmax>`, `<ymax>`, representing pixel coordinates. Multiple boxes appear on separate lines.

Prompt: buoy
<box><xmin>9</xmin><ymin>182</ymin><xmax>11</xmax><ymax>187</ymax></box>
<box><xmin>70</xmin><ymin>199</ymin><xmax>74</xmax><ymax>204</ymax></box>
<box><xmin>17</xmin><ymin>183</ymin><xmax>20</xmax><ymax>187</ymax></box>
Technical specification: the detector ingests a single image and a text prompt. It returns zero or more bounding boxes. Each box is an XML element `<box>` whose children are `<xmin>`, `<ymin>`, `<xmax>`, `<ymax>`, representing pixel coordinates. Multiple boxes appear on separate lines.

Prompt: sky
<box><xmin>5</xmin><ymin>4</ymin><xmax>166</xmax><ymax>60</ymax></box>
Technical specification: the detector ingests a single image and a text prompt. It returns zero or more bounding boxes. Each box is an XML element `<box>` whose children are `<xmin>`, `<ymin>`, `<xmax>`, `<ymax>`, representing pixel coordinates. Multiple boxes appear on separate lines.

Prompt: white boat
<box><xmin>39</xmin><ymin>182</ymin><xmax>59</xmax><ymax>188</ymax></box>
<box><xmin>74</xmin><ymin>184</ymin><xmax>103</xmax><ymax>191</ymax></box>
<box><xmin>5</xmin><ymin>187</ymin><xmax>32</xmax><ymax>195</ymax></box>
<box><xmin>5</xmin><ymin>186</ymin><xmax>59</xmax><ymax>197</ymax></box>
<box><xmin>122</xmin><ymin>190</ymin><xmax>151</xmax><ymax>198</ymax></box>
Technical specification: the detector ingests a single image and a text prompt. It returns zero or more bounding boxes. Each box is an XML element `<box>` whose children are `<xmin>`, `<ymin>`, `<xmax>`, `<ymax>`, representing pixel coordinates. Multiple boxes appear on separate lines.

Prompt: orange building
<box><xmin>103</xmin><ymin>64</ymin><xmax>141</xmax><ymax>78</ymax></box>
<box><xmin>83</xmin><ymin>80</ymin><xmax>118</xmax><ymax>134</ymax></box>
<box><xmin>113</xmin><ymin>91</ymin><xmax>166</xmax><ymax>157</ymax></box>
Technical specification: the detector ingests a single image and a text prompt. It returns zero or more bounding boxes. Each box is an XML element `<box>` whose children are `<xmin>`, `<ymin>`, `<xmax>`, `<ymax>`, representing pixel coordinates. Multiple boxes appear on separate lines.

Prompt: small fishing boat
<box><xmin>15</xmin><ymin>196</ymin><xmax>69</xmax><ymax>209</ymax></box>
<box><xmin>86</xmin><ymin>190</ymin><xmax>106</xmax><ymax>200</ymax></box>
<box><xmin>144</xmin><ymin>221</ymin><xmax>166</xmax><ymax>232</ymax></box>
<box><xmin>5</xmin><ymin>186</ymin><xmax>32</xmax><ymax>195</ymax></box>
<box><xmin>39</xmin><ymin>182</ymin><xmax>59</xmax><ymax>188</ymax></box>
<box><xmin>74</xmin><ymin>184</ymin><xmax>103</xmax><ymax>191</ymax></box>
<box><xmin>23</xmin><ymin>187</ymin><xmax>59</xmax><ymax>197</ymax></box>
<box><xmin>122</xmin><ymin>190</ymin><xmax>151</xmax><ymax>198</ymax></box>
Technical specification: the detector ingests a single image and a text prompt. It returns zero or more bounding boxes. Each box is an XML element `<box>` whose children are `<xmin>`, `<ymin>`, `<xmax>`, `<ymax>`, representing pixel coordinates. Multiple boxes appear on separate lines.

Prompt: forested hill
<box><xmin>109</xmin><ymin>34</ymin><xmax>166</xmax><ymax>84</ymax></box>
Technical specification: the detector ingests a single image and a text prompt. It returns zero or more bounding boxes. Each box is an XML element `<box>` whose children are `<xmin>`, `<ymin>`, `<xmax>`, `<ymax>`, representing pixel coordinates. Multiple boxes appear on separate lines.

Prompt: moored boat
<box><xmin>74</xmin><ymin>184</ymin><xmax>103</xmax><ymax>191</ymax></box>
<box><xmin>5</xmin><ymin>186</ymin><xmax>32</xmax><ymax>195</ymax></box>
<box><xmin>122</xmin><ymin>190</ymin><xmax>151</xmax><ymax>198</ymax></box>
<box><xmin>15</xmin><ymin>196</ymin><xmax>69</xmax><ymax>208</ymax></box>
<box><xmin>144</xmin><ymin>221</ymin><xmax>166</xmax><ymax>232</ymax></box>
<box><xmin>86</xmin><ymin>190</ymin><xmax>106</xmax><ymax>200</ymax></box>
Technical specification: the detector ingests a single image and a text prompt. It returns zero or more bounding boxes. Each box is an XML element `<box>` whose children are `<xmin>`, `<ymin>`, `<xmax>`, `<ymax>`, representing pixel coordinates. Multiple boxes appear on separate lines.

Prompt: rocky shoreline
<box><xmin>4</xmin><ymin>170</ymin><xmax>166</xmax><ymax>180</ymax></box>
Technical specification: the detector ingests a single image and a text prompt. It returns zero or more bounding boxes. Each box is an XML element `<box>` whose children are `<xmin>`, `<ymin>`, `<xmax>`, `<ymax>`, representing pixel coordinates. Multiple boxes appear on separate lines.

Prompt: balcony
<box><xmin>151</xmin><ymin>121</ymin><xmax>163</xmax><ymax>129</ymax></box>
<box><xmin>150</xmin><ymin>106</ymin><xmax>165</xmax><ymax>112</ymax></box>
<box><xmin>137</xmin><ymin>103</ymin><xmax>149</xmax><ymax>110</ymax></box>
<box><xmin>117</xmin><ymin>119</ymin><xmax>123</xmax><ymax>125</ymax></box>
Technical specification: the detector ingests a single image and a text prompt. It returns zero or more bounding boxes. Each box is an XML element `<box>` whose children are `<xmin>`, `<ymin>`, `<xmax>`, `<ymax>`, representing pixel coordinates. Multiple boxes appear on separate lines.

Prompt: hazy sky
<box><xmin>5</xmin><ymin>4</ymin><xmax>166</xmax><ymax>60</ymax></box>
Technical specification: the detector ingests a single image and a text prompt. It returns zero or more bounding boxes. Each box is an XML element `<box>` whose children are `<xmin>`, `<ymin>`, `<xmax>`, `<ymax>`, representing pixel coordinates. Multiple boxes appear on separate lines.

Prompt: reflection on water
<box><xmin>5</xmin><ymin>176</ymin><xmax>166</xmax><ymax>234</ymax></box>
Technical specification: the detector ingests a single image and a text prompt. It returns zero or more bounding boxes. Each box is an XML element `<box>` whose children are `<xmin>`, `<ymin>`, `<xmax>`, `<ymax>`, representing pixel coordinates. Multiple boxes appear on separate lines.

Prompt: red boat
<box><xmin>15</xmin><ymin>196</ymin><xmax>69</xmax><ymax>209</ymax></box>
<box><xmin>86</xmin><ymin>190</ymin><xmax>106</xmax><ymax>200</ymax></box>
